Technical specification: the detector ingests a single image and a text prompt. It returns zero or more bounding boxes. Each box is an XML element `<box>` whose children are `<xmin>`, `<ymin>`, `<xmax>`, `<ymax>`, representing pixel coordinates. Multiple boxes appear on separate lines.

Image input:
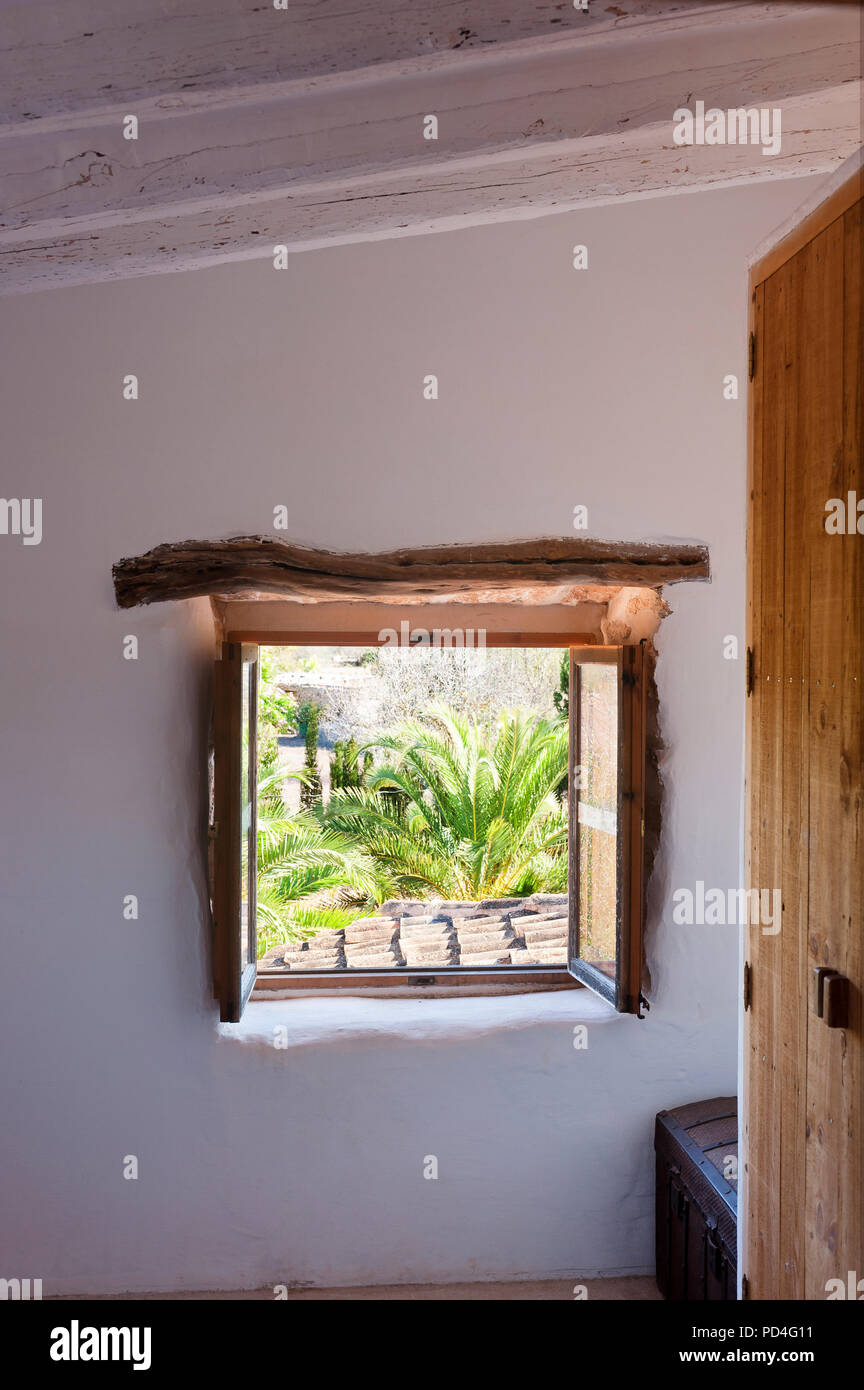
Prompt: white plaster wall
<box><xmin>0</xmin><ymin>174</ymin><xmax>821</xmax><ymax>1295</ymax></box>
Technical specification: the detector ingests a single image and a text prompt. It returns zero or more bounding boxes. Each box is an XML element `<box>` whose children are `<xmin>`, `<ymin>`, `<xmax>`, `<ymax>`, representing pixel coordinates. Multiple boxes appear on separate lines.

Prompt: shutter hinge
<box><xmin>748</xmin><ymin>331</ymin><xmax>757</xmax><ymax>380</ymax></box>
<box><xmin>743</xmin><ymin>961</ymin><xmax>752</xmax><ymax>1011</ymax></box>
<box><xmin>746</xmin><ymin>646</ymin><xmax>755</xmax><ymax>696</ymax></box>
<box><xmin>741</xmin><ymin>1274</ymin><xmax>751</xmax><ymax>1301</ymax></box>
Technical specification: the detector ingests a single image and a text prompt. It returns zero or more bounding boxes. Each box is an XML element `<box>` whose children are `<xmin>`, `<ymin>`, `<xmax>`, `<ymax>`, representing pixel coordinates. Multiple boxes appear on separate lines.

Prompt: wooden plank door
<box><xmin>744</xmin><ymin>166</ymin><xmax>863</xmax><ymax>1301</ymax></box>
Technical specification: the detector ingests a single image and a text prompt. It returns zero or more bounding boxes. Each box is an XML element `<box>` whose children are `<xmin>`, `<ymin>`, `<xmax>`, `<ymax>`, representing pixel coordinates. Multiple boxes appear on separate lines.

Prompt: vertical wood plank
<box><xmin>838</xmin><ymin>196</ymin><xmax>864</xmax><ymax>1296</ymax></box>
<box><xmin>776</xmin><ymin>239</ymin><xmax>813</xmax><ymax>1300</ymax></box>
<box><xmin>747</xmin><ymin>182</ymin><xmax>863</xmax><ymax>1300</ymax></box>
<box><xmin>749</xmin><ymin>264</ymin><xmax>786</xmax><ymax>1298</ymax></box>
<box><xmin>802</xmin><ymin>219</ymin><xmax>849</xmax><ymax>1299</ymax></box>
<box><xmin>742</xmin><ymin>278</ymin><xmax>764</xmax><ymax>1294</ymax></box>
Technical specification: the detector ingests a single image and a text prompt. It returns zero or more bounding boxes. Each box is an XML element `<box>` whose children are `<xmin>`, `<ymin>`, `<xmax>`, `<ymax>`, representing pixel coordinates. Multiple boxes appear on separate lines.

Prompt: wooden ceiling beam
<box><xmin>0</xmin><ymin>0</ymin><xmax>697</xmax><ymax>122</ymax></box>
<box><xmin>112</xmin><ymin>534</ymin><xmax>710</xmax><ymax>608</ymax></box>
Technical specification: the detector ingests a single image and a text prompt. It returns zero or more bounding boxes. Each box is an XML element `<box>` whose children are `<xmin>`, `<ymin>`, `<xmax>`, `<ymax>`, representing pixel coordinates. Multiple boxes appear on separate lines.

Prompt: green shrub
<box><xmin>297</xmin><ymin>699</ymin><xmax>323</xmax><ymax>740</ymax></box>
<box><xmin>331</xmin><ymin>740</ymin><xmax>346</xmax><ymax>791</ymax></box>
<box><xmin>553</xmin><ymin>651</ymin><xmax>569</xmax><ymax>720</ymax></box>
<box><xmin>300</xmin><ymin>704</ymin><xmax>322</xmax><ymax>809</ymax></box>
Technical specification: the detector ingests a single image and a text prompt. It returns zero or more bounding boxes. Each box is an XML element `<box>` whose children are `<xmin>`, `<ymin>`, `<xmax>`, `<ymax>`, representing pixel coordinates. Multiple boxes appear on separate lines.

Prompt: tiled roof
<box><xmin>259</xmin><ymin>894</ymin><xmax>568</xmax><ymax>971</ymax></box>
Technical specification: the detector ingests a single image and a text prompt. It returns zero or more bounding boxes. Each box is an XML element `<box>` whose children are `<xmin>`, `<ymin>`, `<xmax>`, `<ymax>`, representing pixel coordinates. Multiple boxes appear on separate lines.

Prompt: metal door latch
<box><xmin>812</xmin><ymin>966</ymin><xmax>849</xmax><ymax>1029</ymax></box>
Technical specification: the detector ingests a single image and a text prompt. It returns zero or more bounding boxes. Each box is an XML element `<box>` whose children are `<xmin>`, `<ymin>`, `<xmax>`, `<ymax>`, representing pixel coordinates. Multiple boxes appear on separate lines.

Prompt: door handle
<box><xmin>812</xmin><ymin>966</ymin><xmax>849</xmax><ymax>1029</ymax></box>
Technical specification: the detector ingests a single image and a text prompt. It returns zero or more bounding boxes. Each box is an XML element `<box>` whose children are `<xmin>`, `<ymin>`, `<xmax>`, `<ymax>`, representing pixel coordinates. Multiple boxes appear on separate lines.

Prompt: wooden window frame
<box><xmin>567</xmin><ymin>644</ymin><xmax>647</xmax><ymax>1016</ymax></box>
<box><xmin>212</xmin><ymin>642</ymin><xmax>259</xmax><ymax>1022</ymax></box>
<box><xmin>211</xmin><ymin>629</ymin><xmax>648</xmax><ymax>1015</ymax></box>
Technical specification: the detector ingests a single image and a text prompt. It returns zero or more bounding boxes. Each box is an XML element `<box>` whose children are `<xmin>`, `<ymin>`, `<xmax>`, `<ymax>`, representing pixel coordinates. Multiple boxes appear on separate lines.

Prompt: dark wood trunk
<box><xmin>655</xmin><ymin>1097</ymin><xmax>738</xmax><ymax>1301</ymax></box>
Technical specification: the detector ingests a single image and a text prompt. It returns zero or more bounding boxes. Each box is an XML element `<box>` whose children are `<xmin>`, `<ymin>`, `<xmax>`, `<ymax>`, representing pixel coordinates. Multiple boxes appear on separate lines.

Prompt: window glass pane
<box><xmin>577</xmin><ymin>663</ymin><xmax>618</xmax><ymax>976</ymax></box>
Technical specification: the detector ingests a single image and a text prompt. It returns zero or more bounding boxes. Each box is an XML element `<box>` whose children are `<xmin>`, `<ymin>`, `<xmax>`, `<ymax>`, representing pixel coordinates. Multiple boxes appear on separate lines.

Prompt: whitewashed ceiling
<box><xmin>0</xmin><ymin>0</ymin><xmax>859</xmax><ymax>293</ymax></box>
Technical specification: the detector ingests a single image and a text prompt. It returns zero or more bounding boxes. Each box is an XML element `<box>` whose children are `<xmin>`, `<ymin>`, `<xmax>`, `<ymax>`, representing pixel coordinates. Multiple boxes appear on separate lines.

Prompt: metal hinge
<box><xmin>741</xmin><ymin>1275</ymin><xmax>751</xmax><ymax>1301</ymax></box>
<box><xmin>748</xmin><ymin>331</ymin><xmax>757</xmax><ymax>380</ymax></box>
<box><xmin>746</xmin><ymin>645</ymin><xmax>755</xmax><ymax>696</ymax></box>
<box><xmin>743</xmin><ymin>961</ymin><xmax>752</xmax><ymax>1011</ymax></box>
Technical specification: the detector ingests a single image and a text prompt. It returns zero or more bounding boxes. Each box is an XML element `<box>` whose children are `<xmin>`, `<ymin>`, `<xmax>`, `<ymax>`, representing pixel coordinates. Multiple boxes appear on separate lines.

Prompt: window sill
<box><xmin>217</xmin><ymin>986</ymin><xmax>620</xmax><ymax>1050</ymax></box>
<box><xmin>253</xmin><ymin>966</ymin><xmax>577</xmax><ymax>997</ymax></box>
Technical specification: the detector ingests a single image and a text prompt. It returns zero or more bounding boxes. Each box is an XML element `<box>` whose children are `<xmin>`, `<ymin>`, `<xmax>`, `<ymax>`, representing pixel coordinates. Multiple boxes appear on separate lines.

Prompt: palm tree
<box><xmin>254</xmin><ymin>767</ymin><xmax>384</xmax><ymax>956</ymax></box>
<box><xmin>323</xmin><ymin>704</ymin><xmax>569</xmax><ymax>900</ymax></box>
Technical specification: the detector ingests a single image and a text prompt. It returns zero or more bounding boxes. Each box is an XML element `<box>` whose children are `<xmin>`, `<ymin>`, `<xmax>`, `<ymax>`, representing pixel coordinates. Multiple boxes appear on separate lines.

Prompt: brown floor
<box><xmin>54</xmin><ymin>1276</ymin><xmax>661</xmax><ymax>1301</ymax></box>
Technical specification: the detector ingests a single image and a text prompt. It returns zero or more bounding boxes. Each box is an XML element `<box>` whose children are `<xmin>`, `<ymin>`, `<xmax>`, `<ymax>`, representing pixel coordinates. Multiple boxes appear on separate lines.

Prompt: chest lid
<box><xmin>655</xmin><ymin>1096</ymin><xmax>738</xmax><ymax>1214</ymax></box>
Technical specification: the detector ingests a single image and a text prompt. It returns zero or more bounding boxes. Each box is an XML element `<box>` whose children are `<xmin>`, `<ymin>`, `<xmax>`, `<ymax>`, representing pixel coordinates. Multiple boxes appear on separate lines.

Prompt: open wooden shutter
<box><xmin>567</xmin><ymin>644</ymin><xmax>647</xmax><ymax>1015</ymax></box>
<box><xmin>212</xmin><ymin>641</ymin><xmax>258</xmax><ymax>1021</ymax></box>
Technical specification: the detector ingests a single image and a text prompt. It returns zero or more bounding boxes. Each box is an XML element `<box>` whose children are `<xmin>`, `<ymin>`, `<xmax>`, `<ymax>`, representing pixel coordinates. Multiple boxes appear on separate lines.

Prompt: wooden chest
<box><xmin>654</xmin><ymin>1096</ymin><xmax>738</xmax><ymax>1301</ymax></box>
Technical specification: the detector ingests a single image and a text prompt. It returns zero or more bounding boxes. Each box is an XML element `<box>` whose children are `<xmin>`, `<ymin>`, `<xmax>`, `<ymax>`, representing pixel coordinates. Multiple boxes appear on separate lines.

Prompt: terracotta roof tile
<box><xmin>259</xmin><ymin>894</ymin><xmax>569</xmax><ymax>972</ymax></box>
<box><xmin>523</xmin><ymin>923</ymin><xmax>568</xmax><ymax>947</ymax></box>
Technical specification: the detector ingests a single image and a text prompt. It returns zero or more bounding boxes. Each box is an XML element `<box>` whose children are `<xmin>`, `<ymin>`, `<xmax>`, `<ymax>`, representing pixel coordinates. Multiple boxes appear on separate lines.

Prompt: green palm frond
<box><xmin>254</xmin><ymin>807</ymin><xmax>381</xmax><ymax>956</ymax></box>
<box><xmin>325</xmin><ymin>703</ymin><xmax>569</xmax><ymax>900</ymax></box>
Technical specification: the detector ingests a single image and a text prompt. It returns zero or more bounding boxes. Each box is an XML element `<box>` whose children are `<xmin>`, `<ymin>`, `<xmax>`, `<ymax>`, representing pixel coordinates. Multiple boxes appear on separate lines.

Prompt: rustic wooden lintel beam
<box><xmin>112</xmin><ymin>535</ymin><xmax>709</xmax><ymax>609</ymax></box>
